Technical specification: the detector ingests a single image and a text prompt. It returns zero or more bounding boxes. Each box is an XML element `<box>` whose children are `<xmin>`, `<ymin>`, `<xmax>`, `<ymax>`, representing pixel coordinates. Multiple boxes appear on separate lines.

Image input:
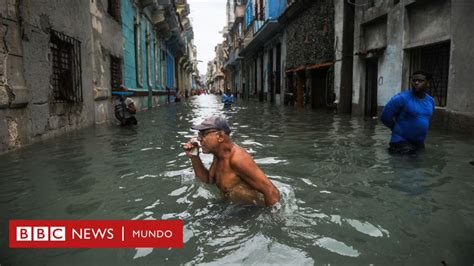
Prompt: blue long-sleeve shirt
<box><xmin>380</xmin><ymin>90</ymin><xmax>435</xmax><ymax>144</ymax></box>
<box><xmin>222</xmin><ymin>94</ymin><xmax>234</xmax><ymax>105</ymax></box>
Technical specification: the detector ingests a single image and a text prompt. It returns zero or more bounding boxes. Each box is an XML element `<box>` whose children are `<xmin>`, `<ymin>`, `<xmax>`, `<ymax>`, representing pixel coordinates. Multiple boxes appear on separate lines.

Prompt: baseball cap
<box><xmin>191</xmin><ymin>116</ymin><xmax>231</xmax><ymax>135</ymax></box>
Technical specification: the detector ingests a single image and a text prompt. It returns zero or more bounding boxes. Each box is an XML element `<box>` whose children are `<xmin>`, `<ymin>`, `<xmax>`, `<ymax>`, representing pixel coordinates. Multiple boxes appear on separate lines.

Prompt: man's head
<box><xmin>192</xmin><ymin>116</ymin><xmax>232</xmax><ymax>153</ymax></box>
<box><xmin>191</xmin><ymin>116</ymin><xmax>231</xmax><ymax>135</ymax></box>
<box><xmin>411</xmin><ymin>70</ymin><xmax>431</xmax><ymax>94</ymax></box>
<box><xmin>225</xmin><ymin>89</ymin><xmax>231</xmax><ymax>95</ymax></box>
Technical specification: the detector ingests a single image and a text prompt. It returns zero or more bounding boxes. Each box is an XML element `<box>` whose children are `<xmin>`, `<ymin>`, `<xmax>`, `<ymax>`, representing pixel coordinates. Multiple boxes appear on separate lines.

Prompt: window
<box><xmin>50</xmin><ymin>29</ymin><xmax>82</xmax><ymax>103</ymax></box>
<box><xmin>146</xmin><ymin>25</ymin><xmax>152</xmax><ymax>87</ymax></box>
<box><xmin>255</xmin><ymin>0</ymin><xmax>265</xmax><ymax>21</ymax></box>
<box><xmin>409</xmin><ymin>41</ymin><xmax>450</xmax><ymax>107</ymax></box>
<box><xmin>107</xmin><ymin>0</ymin><xmax>121</xmax><ymax>22</ymax></box>
<box><xmin>110</xmin><ymin>55</ymin><xmax>122</xmax><ymax>90</ymax></box>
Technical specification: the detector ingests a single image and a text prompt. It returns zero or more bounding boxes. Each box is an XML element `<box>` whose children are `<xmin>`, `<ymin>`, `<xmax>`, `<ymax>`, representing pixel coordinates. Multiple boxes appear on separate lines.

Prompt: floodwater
<box><xmin>1</xmin><ymin>94</ymin><xmax>473</xmax><ymax>265</ymax></box>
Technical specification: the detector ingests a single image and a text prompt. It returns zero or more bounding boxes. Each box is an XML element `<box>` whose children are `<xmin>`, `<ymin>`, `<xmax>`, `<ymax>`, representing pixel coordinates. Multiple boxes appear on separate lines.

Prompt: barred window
<box><xmin>409</xmin><ymin>41</ymin><xmax>450</xmax><ymax>107</ymax></box>
<box><xmin>108</xmin><ymin>0</ymin><xmax>121</xmax><ymax>22</ymax></box>
<box><xmin>110</xmin><ymin>55</ymin><xmax>122</xmax><ymax>90</ymax></box>
<box><xmin>50</xmin><ymin>29</ymin><xmax>82</xmax><ymax>103</ymax></box>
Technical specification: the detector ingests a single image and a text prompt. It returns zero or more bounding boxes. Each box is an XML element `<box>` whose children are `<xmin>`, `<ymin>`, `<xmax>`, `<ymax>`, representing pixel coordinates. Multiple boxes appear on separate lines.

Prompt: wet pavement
<box><xmin>1</xmin><ymin>94</ymin><xmax>473</xmax><ymax>265</ymax></box>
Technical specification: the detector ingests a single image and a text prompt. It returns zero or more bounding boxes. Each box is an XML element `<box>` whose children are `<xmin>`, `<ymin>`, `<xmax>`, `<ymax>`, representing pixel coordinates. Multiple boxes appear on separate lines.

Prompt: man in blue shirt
<box><xmin>380</xmin><ymin>70</ymin><xmax>435</xmax><ymax>154</ymax></box>
<box><xmin>222</xmin><ymin>89</ymin><xmax>234</xmax><ymax>108</ymax></box>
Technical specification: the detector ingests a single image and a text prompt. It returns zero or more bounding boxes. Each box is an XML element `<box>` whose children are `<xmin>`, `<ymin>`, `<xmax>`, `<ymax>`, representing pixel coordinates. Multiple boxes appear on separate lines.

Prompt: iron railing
<box><xmin>409</xmin><ymin>41</ymin><xmax>450</xmax><ymax>107</ymax></box>
<box><xmin>110</xmin><ymin>55</ymin><xmax>122</xmax><ymax>90</ymax></box>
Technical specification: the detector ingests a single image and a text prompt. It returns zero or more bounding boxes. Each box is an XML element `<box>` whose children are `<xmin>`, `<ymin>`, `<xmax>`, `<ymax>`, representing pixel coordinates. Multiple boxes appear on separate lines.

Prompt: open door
<box><xmin>310</xmin><ymin>68</ymin><xmax>328</xmax><ymax>109</ymax></box>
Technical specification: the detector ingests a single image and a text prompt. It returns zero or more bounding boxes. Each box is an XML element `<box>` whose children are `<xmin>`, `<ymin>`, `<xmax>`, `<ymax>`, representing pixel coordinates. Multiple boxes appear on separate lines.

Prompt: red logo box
<box><xmin>9</xmin><ymin>220</ymin><xmax>183</xmax><ymax>248</ymax></box>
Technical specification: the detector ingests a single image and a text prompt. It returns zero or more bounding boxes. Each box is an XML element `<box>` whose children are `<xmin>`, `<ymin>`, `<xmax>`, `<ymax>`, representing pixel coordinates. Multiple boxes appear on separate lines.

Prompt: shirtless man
<box><xmin>183</xmin><ymin>116</ymin><xmax>280</xmax><ymax>206</ymax></box>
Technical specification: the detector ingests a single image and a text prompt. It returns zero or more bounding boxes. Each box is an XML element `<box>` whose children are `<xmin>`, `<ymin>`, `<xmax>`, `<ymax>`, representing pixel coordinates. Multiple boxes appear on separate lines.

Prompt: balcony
<box><xmin>224</xmin><ymin>48</ymin><xmax>242</xmax><ymax>68</ymax></box>
<box><xmin>240</xmin><ymin>19</ymin><xmax>282</xmax><ymax>57</ymax></box>
<box><xmin>253</xmin><ymin>20</ymin><xmax>264</xmax><ymax>35</ymax></box>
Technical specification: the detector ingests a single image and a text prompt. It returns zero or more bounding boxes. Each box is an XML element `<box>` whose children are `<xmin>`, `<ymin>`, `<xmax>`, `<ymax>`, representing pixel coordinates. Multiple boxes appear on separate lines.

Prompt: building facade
<box><xmin>1</xmin><ymin>0</ymin><xmax>95</xmax><ymax>154</ymax></box>
<box><xmin>340</xmin><ymin>0</ymin><xmax>474</xmax><ymax>133</ymax></box>
<box><xmin>220</xmin><ymin>0</ymin><xmax>473</xmax><ymax>133</ymax></box>
<box><xmin>0</xmin><ymin>0</ymin><xmax>199</xmax><ymax>154</ymax></box>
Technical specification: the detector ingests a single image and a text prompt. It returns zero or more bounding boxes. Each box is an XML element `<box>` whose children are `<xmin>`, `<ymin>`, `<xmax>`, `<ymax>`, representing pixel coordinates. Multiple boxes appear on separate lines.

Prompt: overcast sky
<box><xmin>188</xmin><ymin>0</ymin><xmax>227</xmax><ymax>75</ymax></box>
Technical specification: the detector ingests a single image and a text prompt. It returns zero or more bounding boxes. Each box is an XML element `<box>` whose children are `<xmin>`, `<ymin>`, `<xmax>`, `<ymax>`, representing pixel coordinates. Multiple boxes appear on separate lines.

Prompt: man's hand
<box><xmin>183</xmin><ymin>138</ymin><xmax>199</xmax><ymax>158</ymax></box>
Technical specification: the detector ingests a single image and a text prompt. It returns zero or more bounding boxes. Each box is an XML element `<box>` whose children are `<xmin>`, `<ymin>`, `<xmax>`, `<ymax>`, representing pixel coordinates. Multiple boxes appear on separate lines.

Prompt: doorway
<box><xmin>310</xmin><ymin>68</ymin><xmax>328</xmax><ymax>109</ymax></box>
<box><xmin>365</xmin><ymin>58</ymin><xmax>378</xmax><ymax>117</ymax></box>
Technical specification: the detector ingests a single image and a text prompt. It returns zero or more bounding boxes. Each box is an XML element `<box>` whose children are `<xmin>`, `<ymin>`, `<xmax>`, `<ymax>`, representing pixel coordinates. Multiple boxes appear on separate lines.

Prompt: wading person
<box><xmin>183</xmin><ymin>116</ymin><xmax>280</xmax><ymax>206</ymax></box>
<box><xmin>114</xmin><ymin>85</ymin><xmax>137</xmax><ymax>126</ymax></box>
<box><xmin>221</xmin><ymin>89</ymin><xmax>234</xmax><ymax>108</ymax></box>
<box><xmin>380</xmin><ymin>70</ymin><xmax>435</xmax><ymax>155</ymax></box>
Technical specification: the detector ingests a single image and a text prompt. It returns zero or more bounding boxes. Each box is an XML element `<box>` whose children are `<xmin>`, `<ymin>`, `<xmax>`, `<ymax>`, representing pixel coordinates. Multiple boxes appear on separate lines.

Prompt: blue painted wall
<box><xmin>121</xmin><ymin>0</ymin><xmax>137</xmax><ymax>90</ymax></box>
<box><xmin>266</xmin><ymin>0</ymin><xmax>285</xmax><ymax>20</ymax></box>
<box><xmin>139</xmin><ymin>16</ymin><xmax>147</xmax><ymax>91</ymax></box>
<box><xmin>165</xmin><ymin>46</ymin><xmax>175</xmax><ymax>89</ymax></box>
<box><xmin>121</xmin><ymin>0</ymin><xmax>167</xmax><ymax>92</ymax></box>
<box><xmin>245</xmin><ymin>0</ymin><xmax>253</xmax><ymax>29</ymax></box>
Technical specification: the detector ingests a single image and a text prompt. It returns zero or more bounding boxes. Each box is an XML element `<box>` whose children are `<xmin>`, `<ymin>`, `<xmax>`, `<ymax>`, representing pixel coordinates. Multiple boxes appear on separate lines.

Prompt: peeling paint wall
<box><xmin>91</xmin><ymin>0</ymin><xmax>123</xmax><ymax>124</ymax></box>
<box><xmin>1</xmin><ymin>0</ymin><xmax>95</xmax><ymax>154</ymax></box>
<box><xmin>24</xmin><ymin>0</ymin><xmax>95</xmax><ymax>138</ymax></box>
<box><xmin>350</xmin><ymin>0</ymin><xmax>473</xmax><ymax>133</ymax></box>
<box><xmin>448</xmin><ymin>1</ymin><xmax>474</xmax><ymax>115</ymax></box>
<box><xmin>352</xmin><ymin>0</ymin><xmax>405</xmax><ymax>114</ymax></box>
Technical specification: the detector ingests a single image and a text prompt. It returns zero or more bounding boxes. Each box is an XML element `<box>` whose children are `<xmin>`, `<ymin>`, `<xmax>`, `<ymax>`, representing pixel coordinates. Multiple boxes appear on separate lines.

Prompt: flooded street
<box><xmin>1</xmin><ymin>94</ymin><xmax>473</xmax><ymax>265</ymax></box>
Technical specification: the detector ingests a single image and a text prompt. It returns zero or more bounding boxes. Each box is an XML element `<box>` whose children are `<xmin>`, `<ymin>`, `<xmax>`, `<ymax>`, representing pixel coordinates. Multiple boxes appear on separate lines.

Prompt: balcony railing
<box><xmin>253</xmin><ymin>20</ymin><xmax>264</xmax><ymax>34</ymax></box>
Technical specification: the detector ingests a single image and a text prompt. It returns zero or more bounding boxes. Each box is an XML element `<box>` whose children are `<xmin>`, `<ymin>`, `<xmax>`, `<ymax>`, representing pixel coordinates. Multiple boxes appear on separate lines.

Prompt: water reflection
<box><xmin>0</xmin><ymin>94</ymin><xmax>473</xmax><ymax>265</ymax></box>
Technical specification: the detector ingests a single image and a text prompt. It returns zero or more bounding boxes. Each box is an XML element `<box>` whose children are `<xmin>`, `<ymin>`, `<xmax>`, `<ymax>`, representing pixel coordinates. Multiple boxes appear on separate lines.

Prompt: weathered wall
<box><xmin>447</xmin><ymin>1</ymin><xmax>474</xmax><ymax>115</ymax></box>
<box><xmin>350</xmin><ymin>0</ymin><xmax>473</xmax><ymax>133</ymax></box>
<box><xmin>1</xmin><ymin>0</ymin><xmax>95</xmax><ymax>154</ymax></box>
<box><xmin>285</xmin><ymin>0</ymin><xmax>334</xmax><ymax>69</ymax></box>
<box><xmin>377</xmin><ymin>4</ymin><xmax>403</xmax><ymax>106</ymax></box>
<box><xmin>405</xmin><ymin>0</ymin><xmax>450</xmax><ymax>47</ymax></box>
<box><xmin>23</xmin><ymin>0</ymin><xmax>95</xmax><ymax>138</ymax></box>
<box><xmin>352</xmin><ymin>0</ymin><xmax>404</xmax><ymax>114</ymax></box>
<box><xmin>334</xmin><ymin>0</ymin><xmax>354</xmax><ymax>114</ymax></box>
<box><xmin>0</xmin><ymin>2</ymin><xmax>30</xmax><ymax>153</ymax></box>
<box><xmin>91</xmin><ymin>0</ymin><xmax>123</xmax><ymax>124</ymax></box>
<box><xmin>334</xmin><ymin>0</ymin><xmax>344</xmax><ymax>104</ymax></box>
<box><xmin>363</xmin><ymin>16</ymin><xmax>387</xmax><ymax>51</ymax></box>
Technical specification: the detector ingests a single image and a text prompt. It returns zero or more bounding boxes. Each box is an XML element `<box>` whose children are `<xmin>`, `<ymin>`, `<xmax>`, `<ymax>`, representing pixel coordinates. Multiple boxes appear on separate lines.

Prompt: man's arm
<box><xmin>230</xmin><ymin>151</ymin><xmax>280</xmax><ymax>206</ymax></box>
<box><xmin>189</xmin><ymin>156</ymin><xmax>215</xmax><ymax>183</ymax></box>
<box><xmin>380</xmin><ymin>94</ymin><xmax>404</xmax><ymax>129</ymax></box>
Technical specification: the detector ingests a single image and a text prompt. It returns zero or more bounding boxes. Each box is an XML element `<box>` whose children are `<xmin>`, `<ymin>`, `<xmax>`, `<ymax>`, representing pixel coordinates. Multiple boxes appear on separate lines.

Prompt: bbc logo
<box><xmin>16</xmin><ymin>226</ymin><xmax>66</xmax><ymax>241</ymax></box>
